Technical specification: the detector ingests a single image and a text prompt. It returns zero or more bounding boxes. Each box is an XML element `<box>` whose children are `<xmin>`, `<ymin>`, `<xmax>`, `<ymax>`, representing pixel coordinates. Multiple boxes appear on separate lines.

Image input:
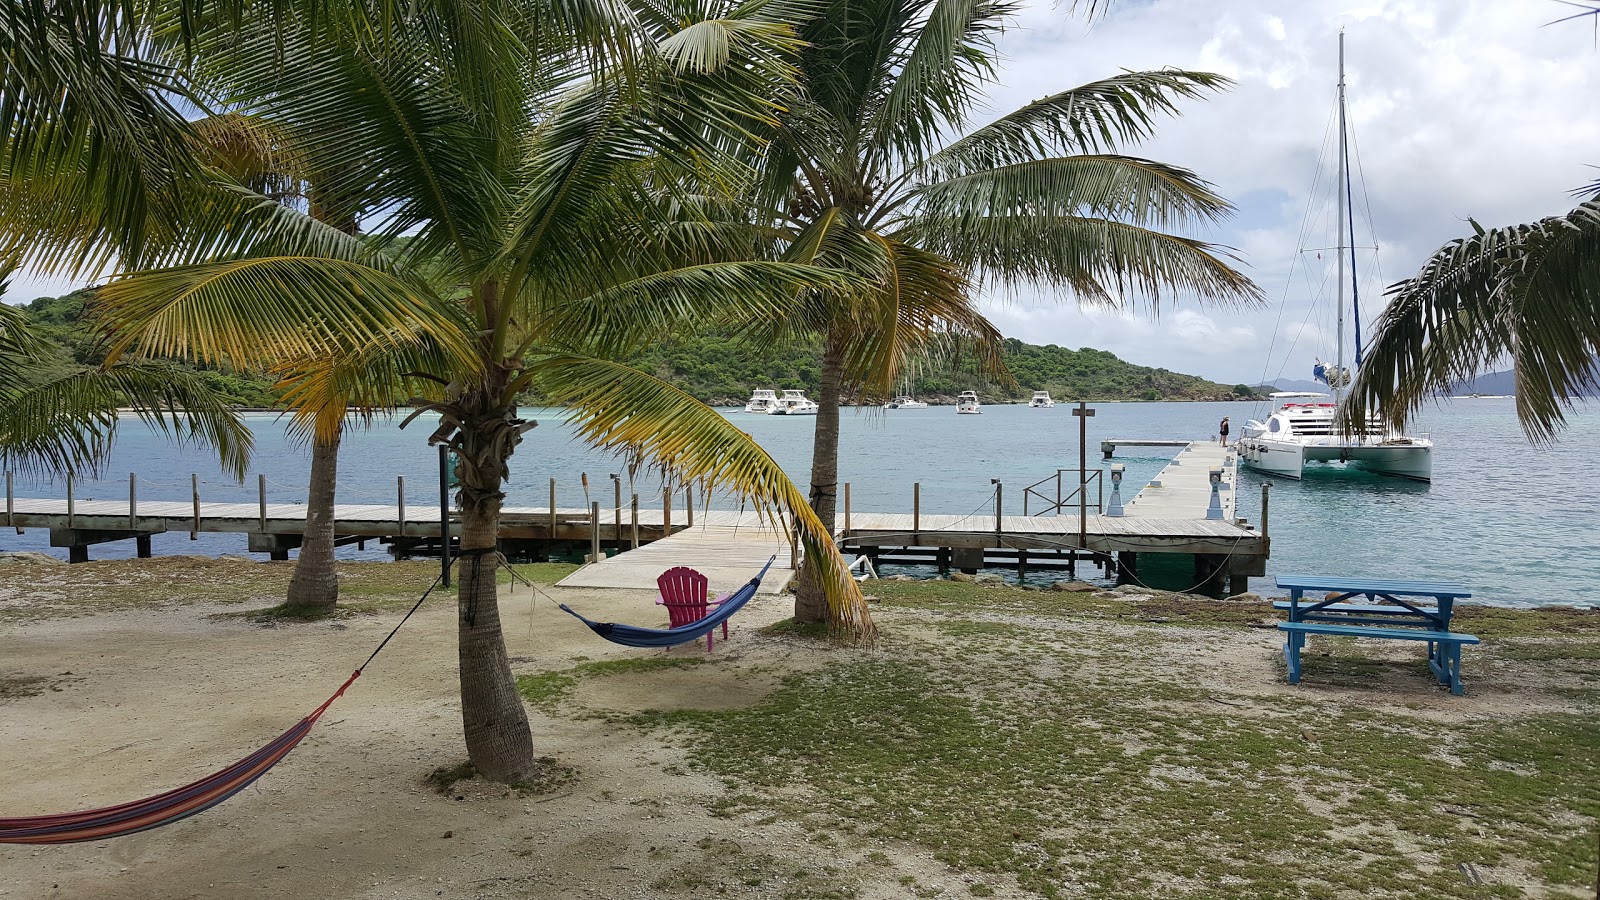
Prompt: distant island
<box><xmin>14</xmin><ymin>291</ymin><xmax>1259</xmax><ymax>408</ymax></box>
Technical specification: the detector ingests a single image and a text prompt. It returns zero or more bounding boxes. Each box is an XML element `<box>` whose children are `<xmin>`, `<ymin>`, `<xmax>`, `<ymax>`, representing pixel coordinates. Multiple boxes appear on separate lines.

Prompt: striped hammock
<box><xmin>560</xmin><ymin>556</ymin><xmax>775</xmax><ymax>648</ymax></box>
<box><xmin>0</xmin><ymin>671</ymin><xmax>357</xmax><ymax>845</ymax></box>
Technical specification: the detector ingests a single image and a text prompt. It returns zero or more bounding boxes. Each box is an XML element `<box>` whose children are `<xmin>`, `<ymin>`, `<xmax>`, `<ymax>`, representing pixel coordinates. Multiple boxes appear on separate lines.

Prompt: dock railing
<box><xmin>1022</xmin><ymin>469</ymin><xmax>1102</xmax><ymax>516</ymax></box>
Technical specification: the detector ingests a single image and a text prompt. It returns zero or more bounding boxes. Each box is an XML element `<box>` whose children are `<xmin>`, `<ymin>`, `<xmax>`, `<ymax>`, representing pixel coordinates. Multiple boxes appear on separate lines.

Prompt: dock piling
<box><xmin>549</xmin><ymin>478</ymin><xmax>557</xmax><ymax>535</ymax></box>
<box><xmin>686</xmin><ymin>485</ymin><xmax>694</xmax><ymax>528</ymax></box>
<box><xmin>913</xmin><ymin>483</ymin><xmax>921</xmax><ymax>538</ymax></box>
<box><xmin>663</xmin><ymin>488</ymin><xmax>672</xmax><ymax>533</ymax></box>
<box><xmin>630</xmin><ymin>493</ymin><xmax>640</xmax><ymax>549</ymax></box>
<box><xmin>397</xmin><ymin>476</ymin><xmax>406</xmax><ymax>534</ymax></box>
<box><xmin>991</xmin><ymin>479</ymin><xmax>1002</xmax><ymax>535</ymax></box>
<box><xmin>611</xmin><ymin>475</ymin><xmax>621</xmax><ymax>543</ymax></box>
<box><xmin>66</xmin><ymin>474</ymin><xmax>74</xmax><ymax>527</ymax></box>
<box><xmin>5</xmin><ymin>471</ymin><xmax>12</xmax><ymax>528</ymax></box>
<box><xmin>190</xmin><ymin>474</ymin><xmax>199</xmax><ymax>539</ymax></box>
<box><xmin>258</xmin><ymin>474</ymin><xmax>267</xmax><ymax>531</ymax></box>
<box><xmin>129</xmin><ymin>473</ymin><xmax>137</xmax><ymax>530</ymax></box>
<box><xmin>439</xmin><ymin>445</ymin><xmax>452</xmax><ymax>587</ymax></box>
<box><xmin>844</xmin><ymin>482</ymin><xmax>851</xmax><ymax>534</ymax></box>
<box><xmin>589</xmin><ymin>502</ymin><xmax>601</xmax><ymax>562</ymax></box>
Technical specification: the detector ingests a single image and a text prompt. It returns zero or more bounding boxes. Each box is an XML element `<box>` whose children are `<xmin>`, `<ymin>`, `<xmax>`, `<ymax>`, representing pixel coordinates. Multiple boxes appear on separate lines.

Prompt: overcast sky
<box><xmin>978</xmin><ymin>0</ymin><xmax>1600</xmax><ymax>384</ymax></box>
<box><xmin>7</xmin><ymin>1</ymin><xmax>1597</xmax><ymax>385</ymax></box>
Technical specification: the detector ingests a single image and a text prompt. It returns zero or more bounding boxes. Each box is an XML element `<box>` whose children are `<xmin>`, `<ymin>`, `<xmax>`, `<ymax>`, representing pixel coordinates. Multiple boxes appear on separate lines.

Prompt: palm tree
<box><xmin>734</xmin><ymin>0</ymin><xmax>1262</xmax><ymax>621</ymax></box>
<box><xmin>1345</xmin><ymin>197</ymin><xmax>1600</xmax><ymax>442</ymax></box>
<box><xmin>69</xmin><ymin>0</ymin><xmax>873</xmax><ymax>783</ymax></box>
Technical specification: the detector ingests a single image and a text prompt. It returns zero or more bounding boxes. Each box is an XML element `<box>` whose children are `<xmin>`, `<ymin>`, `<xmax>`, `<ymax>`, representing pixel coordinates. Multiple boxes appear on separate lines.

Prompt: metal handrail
<box><xmin>1022</xmin><ymin>468</ymin><xmax>1103</xmax><ymax>516</ymax></box>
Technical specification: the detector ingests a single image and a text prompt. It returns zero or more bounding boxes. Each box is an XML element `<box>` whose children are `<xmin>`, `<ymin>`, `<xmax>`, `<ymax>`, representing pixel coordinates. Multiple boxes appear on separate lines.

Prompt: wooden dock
<box><xmin>5</xmin><ymin>440</ymin><xmax>1268</xmax><ymax>592</ymax></box>
<box><xmin>555</xmin><ymin>511</ymin><xmax>794</xmax><ymax>595</ymax></box>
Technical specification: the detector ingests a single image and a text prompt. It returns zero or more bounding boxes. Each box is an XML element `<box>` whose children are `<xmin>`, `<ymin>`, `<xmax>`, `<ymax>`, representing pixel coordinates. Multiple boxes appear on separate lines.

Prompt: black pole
<box><xmin>438</xmin><ymin>444</ymin><xmax>452</xmax><ymax>587</ymax></box>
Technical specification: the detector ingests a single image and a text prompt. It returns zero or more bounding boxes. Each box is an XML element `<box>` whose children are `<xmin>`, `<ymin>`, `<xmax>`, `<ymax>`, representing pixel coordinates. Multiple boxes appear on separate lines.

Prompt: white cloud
<box><xmin>961</xmin><ymin>0</ymin><xmax>1600</xmax><ymax>384</ymax></box>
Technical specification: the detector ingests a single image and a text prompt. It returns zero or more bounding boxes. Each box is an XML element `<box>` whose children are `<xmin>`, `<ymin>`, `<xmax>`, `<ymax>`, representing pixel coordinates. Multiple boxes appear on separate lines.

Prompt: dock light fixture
<box><xmin>1206</xmin><ymin>468</ymin><xmax>1225</xmax><ymax>520</ymax></box>
<box><xmin>1106</xmin><ymin>465</ymin><xmax>1126</xmax><ymax>517</ymax></box>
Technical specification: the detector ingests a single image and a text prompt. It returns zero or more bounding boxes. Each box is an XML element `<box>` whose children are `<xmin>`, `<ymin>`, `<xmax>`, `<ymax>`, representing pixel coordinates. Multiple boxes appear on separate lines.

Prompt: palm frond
<box><xmin>92</xmin><ymin>256</ymin><xmax>477</xmax><ymax>371</ymax></box>
<box><xmin>0</xmin><ymin>361</ymin><xmax>252</xmax><ymax>479</ymax></box>
<box><xmin>1347</xmin><ymin>199</ymin><xmax>1600</xmax><ymax>443</ymax></box>
<box><xmin>529</xmin><ymin>353</ymin><xmax>875</xmax><ymax>639</ymax></box>
<box><xmin>923</xmin><ymin>70</ymin><xmax>1234</xmax><ymax>178</ymax></box>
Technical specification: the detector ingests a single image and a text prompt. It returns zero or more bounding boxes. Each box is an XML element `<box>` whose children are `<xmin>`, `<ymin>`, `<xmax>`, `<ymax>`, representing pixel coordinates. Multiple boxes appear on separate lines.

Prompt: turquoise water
<box><xmin>3</xmin><ymin>398</ymin><xmax>1594</xmax><ymax>607</ymax></box>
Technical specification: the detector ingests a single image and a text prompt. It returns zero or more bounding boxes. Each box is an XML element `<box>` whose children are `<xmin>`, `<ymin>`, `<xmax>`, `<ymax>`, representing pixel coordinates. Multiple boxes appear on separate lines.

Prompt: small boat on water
<box><xmin>1028</xmin><ymin>391</ymin><xmax>1055</xmax><ymax>408</ymax></box>
<box><xmin>883</xmin><ymin>395</ymin><xmax>928</xmax><ymax>410</ymax></box>
<box><xmin>744</xmin><ymin>389</ymin><xmax>777</xmax><ymax>413</ymax></box>
<box><xmin>956</xmin><ymin>391</ymin><xmax>982</xmax><ymax>414</ymax></box>
<box><xmin>769</xmin><ymin>390</ymin><xmax>819</xmax><ymax>416</ymax></box>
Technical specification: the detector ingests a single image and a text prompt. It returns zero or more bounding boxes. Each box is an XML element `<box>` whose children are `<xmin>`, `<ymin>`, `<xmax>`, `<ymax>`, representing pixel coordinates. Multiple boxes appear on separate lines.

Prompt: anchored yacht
<box><xmin>956</xmin><ymin>391</ymin><xmax>982</xmax><ymax>414</ymax></box>
<box><xmin>1028</xmin><ymin>391</ymin><xmax>1055</xmax><ymax>408</ymax></box>
<box><xmin>1238</xmin><ymin>34</ymin><xmax>1433</xmax><ymax>483</ymax></box>
<box><xmin>768</xmin><ymin>390</ymin><xmax>818</xmax><ymax>416</ymax></box>
<box><xmin>883</xmin><ymin>395</ymin><xmax>928</xmax><ymax>409</ymax></box>
<box><xmin>1239</xmin><ymin>393</ymin><xmax>1432</xmax><ymax>481</ymax></box>
<box><xmin>744</xmin><ymin>389</ymin><xmax>777</xmax><ymax>413</ymax></box>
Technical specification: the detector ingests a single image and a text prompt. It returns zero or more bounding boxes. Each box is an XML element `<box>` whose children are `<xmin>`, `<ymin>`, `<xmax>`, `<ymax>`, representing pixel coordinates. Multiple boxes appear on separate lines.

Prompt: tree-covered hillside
<box><xmin>9</xmin><ymin>293</ymin><xmax>1253</xmax><ymax>408</ymax></box>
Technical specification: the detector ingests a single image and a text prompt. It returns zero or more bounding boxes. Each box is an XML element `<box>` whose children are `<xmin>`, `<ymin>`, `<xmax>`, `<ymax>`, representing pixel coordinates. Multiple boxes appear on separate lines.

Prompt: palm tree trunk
<box><xmin>453</xmin><ymin>388</ymin><xmax>537</xmax><ymax>783</ymax></box>
<box><xmin>793</xmin><ymin>328</ymin><xmax>845</xmax><ymax>624</ymax></box>
<box><xmin>284</xmin><ymin>423</ymin><xmax>341</xmax><ymax>612</ymax></box>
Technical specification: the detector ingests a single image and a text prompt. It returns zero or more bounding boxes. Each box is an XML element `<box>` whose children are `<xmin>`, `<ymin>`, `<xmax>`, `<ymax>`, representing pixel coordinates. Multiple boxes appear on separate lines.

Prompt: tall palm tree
<box><xmin>74</xmin><ymin>0</ymin><xmax>873</xmax><ymax>783</ymax></box>
<box><xmin>734</xmin><ymin>0</ymin><xmax>1262</xmax><ymax>621</ymax></box>
<box><xmin>1346</xmin><ymin>197</ymin><xmax>1600</xmax><ymax>442</ymax></box>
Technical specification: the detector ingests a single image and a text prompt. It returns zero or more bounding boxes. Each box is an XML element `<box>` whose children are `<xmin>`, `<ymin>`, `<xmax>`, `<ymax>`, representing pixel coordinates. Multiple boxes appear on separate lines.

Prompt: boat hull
<box><xmin>1239</xmin><ymin>438</ymin><xmax>1432</xmax><ymax>481</ymax></box>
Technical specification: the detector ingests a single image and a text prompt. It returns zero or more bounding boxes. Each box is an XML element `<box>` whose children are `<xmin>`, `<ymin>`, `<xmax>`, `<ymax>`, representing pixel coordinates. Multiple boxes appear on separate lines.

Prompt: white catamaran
<box><xmin>1238</xmin><ymin>34</ymin><xmax>1433</xmax><ymax>483</ymax></box>
<box><xmin>768</xmin><ymin>390</ymin><xmax>818</xmax><ymax>416</ymax></box>
<box><xmin>956</xmin><ymin>391</ymin><xmax>982</xmax><ymax>414</ymax></box>
<box><xmin>744</xmin><ymin>389</ymin><xmax>778</xmax><ymax>413</ymax></box>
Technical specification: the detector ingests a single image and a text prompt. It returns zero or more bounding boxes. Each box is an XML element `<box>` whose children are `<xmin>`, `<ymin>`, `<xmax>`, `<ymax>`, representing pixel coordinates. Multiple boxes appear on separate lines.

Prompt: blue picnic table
<box><xmin>1273</xmin><ymin>575</ymin><xmax>1480</xmax><ymax>695</ymax></box>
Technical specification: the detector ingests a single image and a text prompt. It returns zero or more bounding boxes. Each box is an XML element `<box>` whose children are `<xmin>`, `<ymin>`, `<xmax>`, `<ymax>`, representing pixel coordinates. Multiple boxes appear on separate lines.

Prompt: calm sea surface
<box><xmin>3</xmin><ymin>398</ymin><xmax>1594</xmax><ymax>607</ymax></box>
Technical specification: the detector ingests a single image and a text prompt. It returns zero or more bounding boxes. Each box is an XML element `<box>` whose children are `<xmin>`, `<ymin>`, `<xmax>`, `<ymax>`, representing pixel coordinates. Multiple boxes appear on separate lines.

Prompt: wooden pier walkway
<box><xmin>1119</xmin><ymin>441</ymin><xmax>1238</xmax><ymax>521</ymax></box>
<box><xmin>556</xmin><ymin>511</ymin><xmax>794</xmax><ymax>595</ymax></box>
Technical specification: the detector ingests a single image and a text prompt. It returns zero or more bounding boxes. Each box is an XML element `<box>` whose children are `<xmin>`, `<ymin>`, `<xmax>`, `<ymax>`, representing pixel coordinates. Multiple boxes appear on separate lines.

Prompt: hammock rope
<box><xmin>0</xmin><ymin>566</ymin><xmax>453</xmax><ymax>845</ymax></box>
<box><xmin>559</xmin><ymin>555</ymin><xmax>776</xmax><ymax>649</ymax></box>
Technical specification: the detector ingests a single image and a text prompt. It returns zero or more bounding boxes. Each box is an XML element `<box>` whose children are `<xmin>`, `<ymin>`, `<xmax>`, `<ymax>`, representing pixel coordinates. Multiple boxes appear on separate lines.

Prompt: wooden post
<box><xmin>913</xmin><ymin>482</ymin><xmax>921</xmax><ymax>537</ymax></box>
<box><xmin>590</xmin><ymin>501</ymin><xmax>601</xmax><ymax>562</ymax></box>
<box><xmin>789</xmin><ymin>517</ymin><xmax>798</xmax><ymax>571</ymax></box>
<box><xmin>258</xmin><ymin>473</ymin><xmax>267</xmax><ymax>531</ymax></box>
<box><xmin>438</xmin><ymin>445</ymin><xmax>452</xmax><ymax>587</ymax></box>
<box><xmin>686</xmin><ymin>484</ymin><xmax>694</xmax><ymax>528</ymax></box>
<box><xmin>191</xmin><ymin>474</ymin><xmax>200</xmax><ymax>540</ymax></box>
<box><xmin>992</xmin><ymin>479</ymin><xmax>1002</xmax><ymax>535</ymax></box>
<box><xmin>66</xmin><ymin>473</ymin><xmax>74</xmax><ymax>527</ymax></box>
<box><xmin>129</xmin><ymin>473</ymin><xmax>137</xmax><ymax>530</ymax></box>
<box><xmin>630</xmin><ymin>493</ymin><xmax>640</xmax><ymax>549</ymax></box>
<box><xmin>663</xmin><ymin>488</ymin><xmax>672</xmax><ymax>533</ymax></box>
<box><xmin>611</xmin><ymin>475</ymin><xmax>622</xmax><ymax>544</ymax></box>
<box><xmin>1072</xmin><ymin>402</ymin><xmax>1096</xmax><ymax>549</ymax></box>
<box><xmin>844</xmin><ymin>482</ymin><xmax>851</xmax><ymax>534</ymax></box>
<box><xmin>397</xmin><ymin>476</ymin><xmax>406</xmax><ymax>535</ymax></box>
<box><xmin>548</xmin><ymin>477</ymin><xmax>557</xmax><ymax>535</ymax></box>
<box><xmin>1260</xmin><ymin>481</ymin><xmax>1272</xmax><ymax>552</ymax></box>
<box><xmin>4</xmin><ymin>470</ymin><xmax>12</xmax><ymax>528</ymax></box>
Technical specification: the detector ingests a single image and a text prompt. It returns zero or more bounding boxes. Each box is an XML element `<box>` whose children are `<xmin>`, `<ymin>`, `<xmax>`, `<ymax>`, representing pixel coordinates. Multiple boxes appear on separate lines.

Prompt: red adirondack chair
<box><xmin>655</xmin><ymin>566</ymin><xmax>731</xmax><ymax>651</ymax></box>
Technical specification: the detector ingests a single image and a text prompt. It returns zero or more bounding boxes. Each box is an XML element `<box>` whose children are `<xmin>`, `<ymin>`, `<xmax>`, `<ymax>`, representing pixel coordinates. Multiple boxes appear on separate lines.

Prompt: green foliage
<box><xmin>613</xmin><ymin>332</ymin><xmax>1237</xmax><ymax>405</ymax></box>
<box><xmin>13</xmin><ymin>290</ymin><xmax>281</xmax><ymax>407</ymax></box>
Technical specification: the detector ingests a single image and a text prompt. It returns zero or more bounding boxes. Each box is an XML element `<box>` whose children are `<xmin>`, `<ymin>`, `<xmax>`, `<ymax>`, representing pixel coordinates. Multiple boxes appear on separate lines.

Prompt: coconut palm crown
<box><xmin>743</xmin><ymin>0</ymin><xmax>1262</xmax><ymax>621</ymax></box>
<box><xmin>1346</xmin><ymin>198</ymin><xmax>1600</xmax><ymax>443</ymax></box>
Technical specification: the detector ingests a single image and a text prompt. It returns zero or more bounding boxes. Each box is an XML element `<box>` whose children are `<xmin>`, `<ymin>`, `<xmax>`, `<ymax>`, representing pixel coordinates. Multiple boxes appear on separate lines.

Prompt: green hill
<box><xmin>9</xmin><ymin>291</ymin><xmax>1254</xmax><ymax>407</ymax></box>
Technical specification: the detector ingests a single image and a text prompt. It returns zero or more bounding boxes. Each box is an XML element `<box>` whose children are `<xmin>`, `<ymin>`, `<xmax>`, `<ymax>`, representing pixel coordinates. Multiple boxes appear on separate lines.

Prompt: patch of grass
<box><xmin>764</xmin><ymin>618</ymin><xmax>834</xmax><ymax>640</ymax></box>
<box><xmin>510</xmin><ymin>757</ymin><xmax>579</xmax><ymax>795</ymax></box>
<box><xmin>638</xmin><ymin>631</ymin><xmax>1598</xmax><ymax>899</ymax></box>
<box><xmin>500</xmin><ymin>562</ymin><xmax>581</xmax><ymax>585</ymax></box>
<box><xmin>426</xmin><ymin>761</ymin><xmax>478</xmax><ymax>794</ymax></box>
<box><xmin>650</xmin><ymin>836</ymin><xmax>859</xmax><ymax>898</ymax></box>
<box><xmin>0</xmin><ymin>674</ymin><xmax>50</xmax><ymax>700</ymax></box>
<box><xmin>227</xmin><ymin>601</ymin><xmax>347</xmax><ymax>624</ymax></box>
<box><xmin>516</xmin><ymin>656</ymin><xmax>707</xmax><ymax>708</ymax></box>
<box><xmin>1454</xmin><ymin>605</ymin><xmax>1600</xmax><ymax>639</ymax></box>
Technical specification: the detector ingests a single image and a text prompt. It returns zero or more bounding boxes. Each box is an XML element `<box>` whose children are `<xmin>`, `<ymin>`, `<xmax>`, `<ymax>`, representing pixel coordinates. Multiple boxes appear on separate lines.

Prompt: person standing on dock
<box><xmin>1219</xmin><ymin>416</ymin><xmax>1230</xmax><ymax>445</ymax></box>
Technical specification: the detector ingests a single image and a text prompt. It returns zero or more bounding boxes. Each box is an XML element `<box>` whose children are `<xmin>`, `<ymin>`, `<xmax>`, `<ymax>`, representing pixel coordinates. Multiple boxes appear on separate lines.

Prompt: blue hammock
<box><xmin>560</xmin><ymin>556</ymin><xmax>776</xmax><ymax>648</ymax></box>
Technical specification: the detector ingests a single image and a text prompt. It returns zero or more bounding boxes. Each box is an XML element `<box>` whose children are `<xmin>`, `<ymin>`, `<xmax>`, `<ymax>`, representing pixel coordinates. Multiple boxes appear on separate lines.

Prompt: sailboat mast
<box><xmin>1334</xmin><ymin>30</ymin><xmax>1347</xmax><ymax>407</ymax></box>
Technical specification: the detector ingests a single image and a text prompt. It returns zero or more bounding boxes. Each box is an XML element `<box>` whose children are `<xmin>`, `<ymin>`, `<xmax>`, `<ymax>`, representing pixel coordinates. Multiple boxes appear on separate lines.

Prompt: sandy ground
<box><xmin>0</xmin><ymin>569</ymin><xmax>1004</xmax><ymax>900</ymax></box>
<box><xmin>0</xmin><ymin>561</ymin><xmax>1589</xmax><ymax>899</ymax></box>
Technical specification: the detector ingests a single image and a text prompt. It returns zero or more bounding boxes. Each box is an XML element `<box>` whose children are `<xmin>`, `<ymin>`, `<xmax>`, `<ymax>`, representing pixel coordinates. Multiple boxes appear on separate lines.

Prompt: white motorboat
<box><xmin>956</xmin><ymin>391</ymin><xmax>981</xmax><ymax>414</ymax></box>
<box><xmin>1028</xmin><ymin>391</ymin><xmax>1055</xmax><ymax>408</ymax></box>
<box><xmin>1238</xmin><ymin>35</ymin><xmax>1433</xmax><ymax>483</ymax></box>
<box><xmin>768</xmin><ymin>389</ymin><xmax>819</xmax><ymax>416</ymax></box>
<box><xmin>744</xmin><ymin>389</ymin><xmax>778</xmax><ymax>413</ymax></box>
<box><xmin>883</xmin><ymin>395</ymin><xmax>928</xmax><ymax>409</ymax></box>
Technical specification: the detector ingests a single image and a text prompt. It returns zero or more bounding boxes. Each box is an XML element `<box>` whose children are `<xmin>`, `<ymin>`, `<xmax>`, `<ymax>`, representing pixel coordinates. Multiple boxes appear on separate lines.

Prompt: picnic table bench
<box><xmin>1274</xmin><ymin>575</ymin><xmax>1479</xmax><ymax>695</ymax></box>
